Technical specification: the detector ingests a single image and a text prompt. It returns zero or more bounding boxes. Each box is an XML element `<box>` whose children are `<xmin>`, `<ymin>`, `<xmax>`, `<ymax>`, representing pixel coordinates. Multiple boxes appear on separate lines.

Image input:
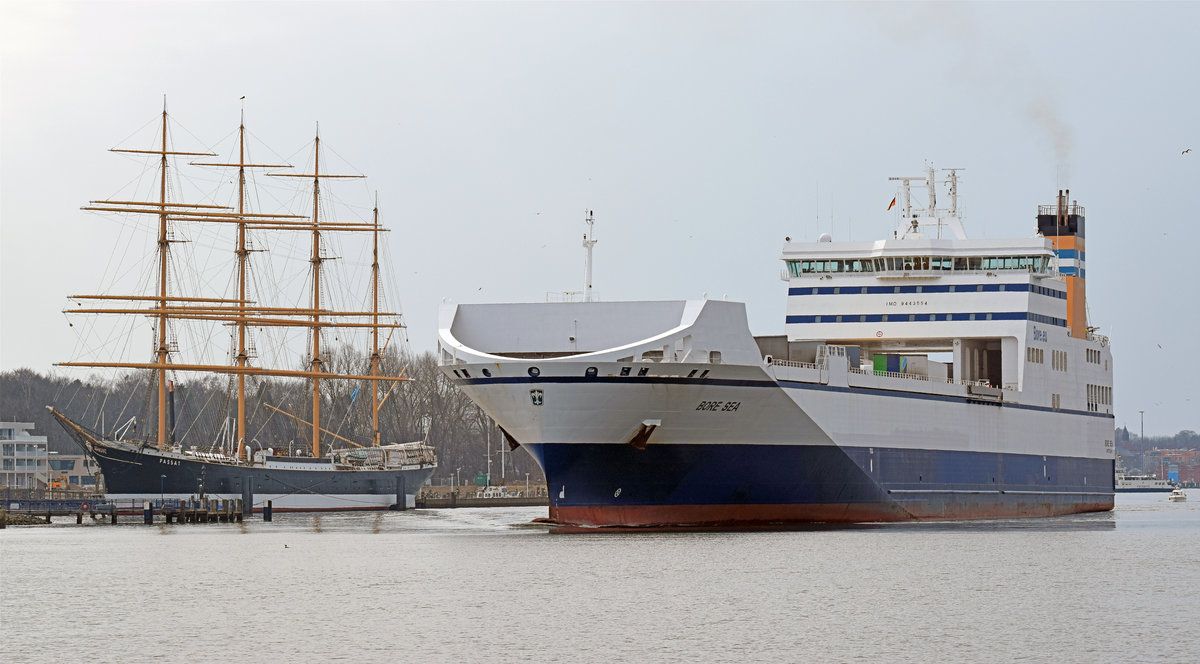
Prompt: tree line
<box><xmin>1114</xmin><ymin>426</ymin><xmax>1200</xmax><ymax>452</ymax></box>
<box><xmin>0</xmin><ymin>348</ymin><xmax>543</xmax><ymax>487</ymax></box>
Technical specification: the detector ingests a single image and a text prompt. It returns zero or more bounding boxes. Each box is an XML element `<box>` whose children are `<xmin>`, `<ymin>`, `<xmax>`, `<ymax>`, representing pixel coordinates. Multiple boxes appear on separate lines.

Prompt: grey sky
<box><xmin>2</xmin><ymin>1</ymin><xmax>1196</xmax><ymax>435</ymax></box>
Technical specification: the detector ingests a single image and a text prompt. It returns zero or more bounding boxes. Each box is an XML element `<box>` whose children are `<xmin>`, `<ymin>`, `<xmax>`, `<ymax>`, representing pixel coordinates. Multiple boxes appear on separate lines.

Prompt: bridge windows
<box><xmin>787</xmin><ymin>255</ymin><xmax>1049</xmax><ymax>276</ymax></box>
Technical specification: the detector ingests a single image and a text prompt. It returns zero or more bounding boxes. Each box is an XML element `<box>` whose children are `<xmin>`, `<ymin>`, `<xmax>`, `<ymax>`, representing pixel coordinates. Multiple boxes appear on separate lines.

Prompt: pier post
<box><xmin>395</xmin><ymin>475</ymin><xmax>407</xmax><ymax>511</ymax></box>
<box><xmin>143</xmin><ymin>501</ymin><xmax>153</xmax><ymax>525</ymax></box>
<box><xmin>264</xmin><ymin>500</ymin><xmax>272</xmax><ymax>522</ymax></box>
<box><xmin>110</xmin><ymin>507</ymin><xmax>117</xmax><ymax>524</ymax></box>
<box><xmin>76</xmin><ymin>512</ymin><xmax>83</xmax><ymax>525</ymax></box>
<box><xmin>242</xmin><ymin>481</ymin><xmax>253</xmax><ymax>517</ymax></box>
<box><xmin>1</xmin><ymin>508</ymin><xmax>6</xmax><ymax>529</ymax></box>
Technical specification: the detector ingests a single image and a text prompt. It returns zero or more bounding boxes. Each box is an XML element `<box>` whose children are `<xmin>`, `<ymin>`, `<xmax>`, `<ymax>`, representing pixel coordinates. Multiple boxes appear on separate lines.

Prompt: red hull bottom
<box><xmin>550</xmin><ymin>500</ymin><xmax>1115</xmax><ymax>528</ymax></box>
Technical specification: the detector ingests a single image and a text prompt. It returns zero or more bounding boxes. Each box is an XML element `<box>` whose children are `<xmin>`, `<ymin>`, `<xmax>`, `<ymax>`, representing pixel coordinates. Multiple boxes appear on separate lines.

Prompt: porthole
<box><xmin>528</xmin><ymin>366</ymin><xmax>540</xmax><ymax>377</ymax></box>
<box><xmin>637</xmin><ymin>367</ymin><xmax>649</xmax><ymax>377</ymax></box>
<box><xmin>482</xmin><ymin>368</ymin><xmax>492</xmax><ymax>377</ymax></box>
<box><xmin>584</xmin><ymin>367</ymin><xmax>598</xmax><ymax>378</ymax></box>
<box><xmin>620</xmin><ymin>367</ymin><xmax>631</xmax><ymax>376</ymax></box>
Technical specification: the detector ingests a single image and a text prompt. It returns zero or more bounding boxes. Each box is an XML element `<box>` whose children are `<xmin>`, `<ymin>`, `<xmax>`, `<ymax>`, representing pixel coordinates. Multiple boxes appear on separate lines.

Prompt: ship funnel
<box><xmin>1037</xmin><ymin>191</ymin><xmax>1087</xmax><ymax>338</ymax></box>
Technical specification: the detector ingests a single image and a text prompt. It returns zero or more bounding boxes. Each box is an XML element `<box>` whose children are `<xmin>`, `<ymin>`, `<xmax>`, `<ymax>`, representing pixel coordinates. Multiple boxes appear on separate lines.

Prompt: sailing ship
<box><xmin>48</xmin><ymin>103</ymin><xmax>436</xmax><ymax>511</ymax></box>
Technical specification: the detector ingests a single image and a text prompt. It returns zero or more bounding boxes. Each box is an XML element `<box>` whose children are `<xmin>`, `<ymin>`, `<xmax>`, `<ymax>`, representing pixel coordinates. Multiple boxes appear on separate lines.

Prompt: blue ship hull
<box><xmin>525</xmin><ymin>442</ymin><xmax>1115</xmax><ymax>526</ymax></box>
<box><xmin>52</xmin><ymin>412</ymin><xmax>435</xmax><ymax>512</ymax></box>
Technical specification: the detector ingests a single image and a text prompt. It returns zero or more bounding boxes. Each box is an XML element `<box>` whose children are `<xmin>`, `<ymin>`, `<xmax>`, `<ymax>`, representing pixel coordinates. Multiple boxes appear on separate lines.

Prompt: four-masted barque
<box><xmin>48</xmin><ymin>102</ymin><xmax>437</xmax><ymax>511</ymax></box>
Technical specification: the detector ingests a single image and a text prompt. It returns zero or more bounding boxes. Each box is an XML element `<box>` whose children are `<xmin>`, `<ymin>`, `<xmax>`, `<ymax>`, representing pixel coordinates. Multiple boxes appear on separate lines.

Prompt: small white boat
<box><xmin>1168</xmin><ymin>488</ymin><xmax>1187</xmax><ymax>502</ymax></box>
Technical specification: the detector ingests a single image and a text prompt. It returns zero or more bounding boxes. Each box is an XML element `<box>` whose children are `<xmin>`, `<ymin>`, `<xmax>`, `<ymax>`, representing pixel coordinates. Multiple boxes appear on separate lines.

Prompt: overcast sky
<box><xmin>2</xmin><ymin>1</ymin><xmax>1197</xmax><ymax>435</ymax></box>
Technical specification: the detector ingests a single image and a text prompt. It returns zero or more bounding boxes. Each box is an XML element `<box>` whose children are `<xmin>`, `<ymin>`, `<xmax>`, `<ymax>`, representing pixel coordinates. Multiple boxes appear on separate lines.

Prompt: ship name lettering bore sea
<box><xmin>696</xmin><ymin>401</ymin><xmax>741</xmax><ymax>412</ymax></box>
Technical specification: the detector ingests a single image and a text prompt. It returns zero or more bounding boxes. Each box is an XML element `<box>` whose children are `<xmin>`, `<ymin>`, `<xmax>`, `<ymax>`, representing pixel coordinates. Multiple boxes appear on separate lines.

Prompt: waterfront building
<box><xmin>0</xmin><ymin>422</ymin><xmax>49</xmax><ymax>488</ymax></box>
<box><xmin>47</xmin><ymin>452</ymin><xmax>101</xmax><ymax>489</ymax></box>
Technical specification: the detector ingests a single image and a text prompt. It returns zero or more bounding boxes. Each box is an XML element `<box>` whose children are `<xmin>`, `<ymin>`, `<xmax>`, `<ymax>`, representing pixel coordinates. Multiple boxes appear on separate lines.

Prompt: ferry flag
<box><xmin>887</xmin><ymin>196</ymin><xmax>897</xmax><ymax>211</ymax></box>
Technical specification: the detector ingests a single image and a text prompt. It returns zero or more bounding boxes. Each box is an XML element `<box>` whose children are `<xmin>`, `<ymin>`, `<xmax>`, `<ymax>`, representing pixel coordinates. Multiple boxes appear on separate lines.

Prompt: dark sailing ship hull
<box><xmin>55</xmin><ymin>420</ymin><xmax>435</xmax><ymax>512</ymax></box>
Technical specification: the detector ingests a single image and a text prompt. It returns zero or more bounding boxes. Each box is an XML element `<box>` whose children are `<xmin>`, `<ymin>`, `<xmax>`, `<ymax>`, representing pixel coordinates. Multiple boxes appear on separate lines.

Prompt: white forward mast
<box><xmin>583</xmin><ymin>210</ymin><xmax>597</xmax><ymax>302</ymax></box>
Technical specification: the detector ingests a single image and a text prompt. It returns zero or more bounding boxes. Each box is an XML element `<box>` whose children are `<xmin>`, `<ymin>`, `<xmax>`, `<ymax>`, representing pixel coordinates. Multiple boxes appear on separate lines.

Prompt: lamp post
<box><xmin>525</xmin><ymin>472</ymin><xmax>529</xmax><ymax>497</ymax></box>
<box><xmin>160</xmin><ymin>474</ymin><xmax>166</xmax><ymax>504</ymax></box>
<box><xmin>1139</xmin><ymin>410</ymin><xmax>1144</xmax><ymax>444</ymax></box>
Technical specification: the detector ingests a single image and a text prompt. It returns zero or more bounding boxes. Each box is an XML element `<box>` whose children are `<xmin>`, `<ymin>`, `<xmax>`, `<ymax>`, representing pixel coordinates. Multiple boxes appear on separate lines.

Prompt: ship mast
<box><xmin>270</xmin><ymin>127</ymin><xmax>365</xmax><ymax>457</ymax></box>
<box><xmin>371</xmin><ymin>194</ymin><xmax>381</xmax><ymax>448</ymax></box>
<box><xmin>192</xmin><ymin>107</ymin><xmax>293</xmax><ymax>460</ymax></box>
<box><xmin>104</xmin><ymin>101</ymin><xmax>220</xmax><ymax>450</ymax></box>
<box><xmin>582</xmin><ymin>210</ymin><xmax>597</xmax><ymax>302</ymax></box>
<box><xmin>311</xmin><ymin>133</ymin><xmax>323</xmax><ymax>457</ymax></box>
<box><xmin>156</xmin><ymin>104</ymin><xmax>170</xmax><ymax>450</ymax></box>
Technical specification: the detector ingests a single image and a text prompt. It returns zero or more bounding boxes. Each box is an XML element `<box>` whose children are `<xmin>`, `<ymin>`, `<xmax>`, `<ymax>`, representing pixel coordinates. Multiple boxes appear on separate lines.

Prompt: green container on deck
<box><xmin>474</xmin><ymin>474</ymin><xmax>488</xmax><ymax>486</ymax></box>
<box><xmin>873</xmin><ymin>355</ymin><xmax>887</xmax><ymax>374</ymax></box>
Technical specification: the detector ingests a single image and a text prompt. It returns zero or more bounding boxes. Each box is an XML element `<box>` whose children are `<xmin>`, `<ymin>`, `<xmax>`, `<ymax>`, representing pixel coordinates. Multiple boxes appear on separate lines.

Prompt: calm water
<box><xmin>2</xmin><ymin>493</ymin><xmax>1197</xmax><ymax>663</ymax></box>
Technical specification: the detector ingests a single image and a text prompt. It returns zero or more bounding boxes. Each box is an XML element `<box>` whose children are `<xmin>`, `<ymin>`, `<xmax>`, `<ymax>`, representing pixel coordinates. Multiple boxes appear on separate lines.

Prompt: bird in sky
<box><xmin>1184</xmin><ymin>148</ymin><xmax>1192</xmax><ymax>154</ymax></box>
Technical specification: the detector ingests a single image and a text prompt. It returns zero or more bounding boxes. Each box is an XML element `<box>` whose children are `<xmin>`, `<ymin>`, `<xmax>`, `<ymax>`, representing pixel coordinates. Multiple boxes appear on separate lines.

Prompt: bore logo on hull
<box><xmin>530</xmin><ymin>389</ymin><xmax>544</xmax><ymax>406</ymax></box>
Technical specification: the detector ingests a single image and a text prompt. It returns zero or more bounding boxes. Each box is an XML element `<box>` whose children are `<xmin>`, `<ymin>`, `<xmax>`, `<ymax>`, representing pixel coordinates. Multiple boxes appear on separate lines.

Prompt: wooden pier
<box><xmin>0</xmin><ymin>497</ymin><xmax>275</xmax><ymax>527</ymax></box>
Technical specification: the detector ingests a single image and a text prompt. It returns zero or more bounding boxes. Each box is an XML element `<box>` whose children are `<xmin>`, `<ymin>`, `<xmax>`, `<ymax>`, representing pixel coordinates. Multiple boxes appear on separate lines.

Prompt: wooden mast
<box><xmin>269</xmin><ymin>128</ymin><xmax>364</xmax><ymax>458</ymax></box>
<box><xmin>77</xmin><ymin>102</ymin><xmax>215</xmax><ymax>452</ymax></box>
<box><xmin>236</xmin><ymin>112</ymin><xmax>249</xmax><ymax>460</ymax></box>
<box><xmin>310</xmin><ymin>131</ymin><xmax>323</xmax><ymax>458</ymax></box>
<box><xmin>156</xmin><ymin>102</ymin><xmax>169</xmax><ymax>450</ymax></box>
<box><xmin>371</xmin><ymin>194</ymin><xmax>381</xmax><ymax>447</ymax></box>
<box><xmin>191</xmin><ymin>106</ymin><xmax>292</xmax><ymax>460</ymax></box>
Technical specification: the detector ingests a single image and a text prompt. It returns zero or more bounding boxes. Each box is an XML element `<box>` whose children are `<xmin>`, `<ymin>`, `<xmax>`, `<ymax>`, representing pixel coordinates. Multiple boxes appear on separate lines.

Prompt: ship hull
<box><xmin>449</xmin><ymin>366</ymin><xmax>1115</xmax><ymax>527</ymax></box>
<box><xmin>527</xmin><ymin>441</ymin><xmax>1113</xmax><ymax>527</ymax></box>
<box><xmin>437</xmin><ymin>296</ymin><xmax>1116</xmax><ymax>528</ymax></box>
<box><xmin>53</xmin><ymin>419</ymin><xmax>435</xmax><ymax>512</ymax></box>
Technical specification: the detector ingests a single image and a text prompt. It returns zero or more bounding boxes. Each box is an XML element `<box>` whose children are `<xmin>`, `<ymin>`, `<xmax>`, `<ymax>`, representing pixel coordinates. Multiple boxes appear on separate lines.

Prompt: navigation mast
<box><xmin>583</xmin><ymin>210</ymin><xmax>597</xmax><ymax>302</ymax></box>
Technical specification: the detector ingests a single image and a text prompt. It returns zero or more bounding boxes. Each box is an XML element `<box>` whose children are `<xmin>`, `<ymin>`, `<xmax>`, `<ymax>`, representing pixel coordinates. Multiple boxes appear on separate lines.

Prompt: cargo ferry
<box><xmin>437</xmin><ymin>169</ymin><xmax>1115</xmax><ymax>526</ymax></box>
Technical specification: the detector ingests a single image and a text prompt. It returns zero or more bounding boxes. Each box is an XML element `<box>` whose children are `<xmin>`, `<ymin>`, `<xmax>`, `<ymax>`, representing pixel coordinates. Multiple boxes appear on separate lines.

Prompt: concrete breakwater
<box><xmin>416</xmin><ymin>484</ymin><xmax>549</xmax><ymax>509</ymax></box>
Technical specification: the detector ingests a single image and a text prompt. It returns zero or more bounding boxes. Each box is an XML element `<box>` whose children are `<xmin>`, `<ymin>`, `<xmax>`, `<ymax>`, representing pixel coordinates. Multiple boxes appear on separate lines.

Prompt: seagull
<box><xmin>1185</xmin><ymin>148</ymin><xmax>1192</xmax><ymax>154</ymax></box>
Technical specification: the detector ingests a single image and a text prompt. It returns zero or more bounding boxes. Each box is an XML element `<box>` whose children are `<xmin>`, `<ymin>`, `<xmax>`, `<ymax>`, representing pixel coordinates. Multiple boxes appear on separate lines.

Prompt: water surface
<box><xmin>2</xmin><ymin>493</ymin><xmax>1196</xmax><ymax>663</ymax></box>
